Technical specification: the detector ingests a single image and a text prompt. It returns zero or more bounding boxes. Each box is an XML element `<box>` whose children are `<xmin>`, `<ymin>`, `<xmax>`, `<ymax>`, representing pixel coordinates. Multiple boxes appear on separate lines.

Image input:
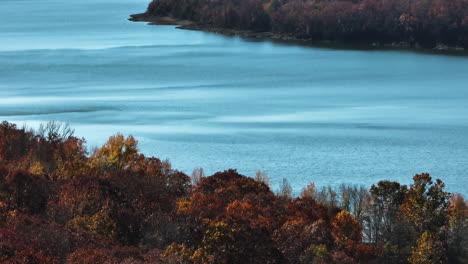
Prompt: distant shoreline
<box><xmin>129</xmin><ymin>13</ymin><xmax>467</xmax><ymax>55</ymax></box>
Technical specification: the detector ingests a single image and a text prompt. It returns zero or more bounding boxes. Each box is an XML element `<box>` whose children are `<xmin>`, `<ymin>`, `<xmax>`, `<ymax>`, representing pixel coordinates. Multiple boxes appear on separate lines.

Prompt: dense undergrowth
<box><xmin>0</xmin><ymin>121</ymin><xmax>466</xmax><ymax>263</ymax></box>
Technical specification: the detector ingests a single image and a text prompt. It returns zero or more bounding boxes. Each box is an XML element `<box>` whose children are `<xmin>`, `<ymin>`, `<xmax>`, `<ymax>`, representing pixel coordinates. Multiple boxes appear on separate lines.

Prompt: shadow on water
<box><xmin>178</xmin><ymin>26</ymin><xmax>468</xmax><ymax>57</ymax></box>
<box><xmin>240</xmin><ymin>36</ymin><xmax>468</xmax><ymax>57</ymax></box>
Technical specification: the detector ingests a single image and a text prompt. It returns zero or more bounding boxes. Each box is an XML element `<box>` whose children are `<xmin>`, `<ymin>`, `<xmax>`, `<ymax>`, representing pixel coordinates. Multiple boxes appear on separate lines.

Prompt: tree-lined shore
<box><xmin>132</xmin><ymin>0</ymin><xmax>468</xmax><ymax>50</ymax></box>
<box><xmin>0</xmin><ymin>121</ymin><xmax>467</xmax><ymax>263</ymax></box>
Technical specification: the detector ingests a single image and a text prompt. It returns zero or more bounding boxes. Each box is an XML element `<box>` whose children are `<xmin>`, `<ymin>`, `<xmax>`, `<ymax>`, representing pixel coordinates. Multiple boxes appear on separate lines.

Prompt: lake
<box><xmin>1</xmin><ymin>0</ymin><xmax>468</xmax><ymax>195</ymax></box>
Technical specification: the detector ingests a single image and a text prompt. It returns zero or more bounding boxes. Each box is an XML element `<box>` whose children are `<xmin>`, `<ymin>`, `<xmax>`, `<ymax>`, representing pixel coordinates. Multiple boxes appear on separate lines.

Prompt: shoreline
<box><xmin>129</xmin><ymin>13</ymin><xmax>467</xmax><ymax>55</ymax></box>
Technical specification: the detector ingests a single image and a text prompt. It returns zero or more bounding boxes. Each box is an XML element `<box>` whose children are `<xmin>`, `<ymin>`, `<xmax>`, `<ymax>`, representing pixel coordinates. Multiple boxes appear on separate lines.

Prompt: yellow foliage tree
<box><xmin>196</xmin><ymin>221</ymin><xmax>237</xmax><ymax>263</ymax></box>
<box><xmin>408</xmin><ymin>231</ymin><xmax>447</xmax><ymax>264</ymax></box>
<box><xmin>66</xmin><ymin>209</ymin><xmax>118</xmax><ymax>239</ymax></box>
<box><xmin>332</xmin><ymin>210</ymin><xmax>362</xmax><ymax>246</ymax></box>
<box><xmin>162</xmin><ymin>243</ymin><xmax>196</xmax><ymax>264</ymax></box>
<box><xmin>54</xmin><ymin>137</ymin><xmax>89</xmax><ymax>180</ymax></box>
<box><xmin>90</xmin><ymin>134</ymin><xmax>139</xmax><ymax>173</ymax></box>
<box><xmin>28</xmin><ymin>161</ymin><xmax>45</xmax><ymax>175</ymax></box>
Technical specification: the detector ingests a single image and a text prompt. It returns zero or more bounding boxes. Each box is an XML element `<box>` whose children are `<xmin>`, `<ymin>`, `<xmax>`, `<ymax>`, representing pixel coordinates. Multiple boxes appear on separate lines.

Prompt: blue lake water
<box><xmin>1</xmin><ymin>0</ymin><xmax>468</xmax><ymax>195</ymax></box>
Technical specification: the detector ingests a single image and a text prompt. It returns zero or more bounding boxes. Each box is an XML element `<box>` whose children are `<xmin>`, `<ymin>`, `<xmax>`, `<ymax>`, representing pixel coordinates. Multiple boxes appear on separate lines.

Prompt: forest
<box><xmin>142</xmin><ymin>0</ymin><xmax>468</xmax><ymax>49</ymax></box>
<box><xmin>0</xmin><ymin>120</ymin><xmax>467</xmax><ymax>263</ymax></box>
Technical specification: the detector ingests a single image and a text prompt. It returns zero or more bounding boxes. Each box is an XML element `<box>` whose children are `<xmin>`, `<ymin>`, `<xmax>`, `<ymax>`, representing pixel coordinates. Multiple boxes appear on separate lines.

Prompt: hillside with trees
<box><xmin>137</xmin><ymin>0</ymin><xmax>468</xmax><ymax>49</ymax></box>
<box><xmin>0</xmin><ymin>121</ymin><xmax>467</xmax><ymax>263</ymax></box>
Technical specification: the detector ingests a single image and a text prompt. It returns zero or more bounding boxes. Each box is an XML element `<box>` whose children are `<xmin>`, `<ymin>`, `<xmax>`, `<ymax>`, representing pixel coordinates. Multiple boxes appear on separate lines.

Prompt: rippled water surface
<box><xmin>1</xmin><ymin>0</ymin><xmax>468</xmax><ymax>194</ymax></box>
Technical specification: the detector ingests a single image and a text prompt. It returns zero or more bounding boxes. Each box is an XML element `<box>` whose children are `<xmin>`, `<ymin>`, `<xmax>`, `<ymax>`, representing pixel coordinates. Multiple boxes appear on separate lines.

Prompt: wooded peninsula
<box><xmin>131</xmin><ymin>0</ymin><xmax>468</xmax><ymax>50</ymax></box>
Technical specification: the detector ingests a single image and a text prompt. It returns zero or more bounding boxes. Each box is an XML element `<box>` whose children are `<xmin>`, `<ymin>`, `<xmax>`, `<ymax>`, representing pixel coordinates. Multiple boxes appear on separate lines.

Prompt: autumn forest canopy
<box><xmin>143</xmin><ymin>0</ymin><xmax>468</xmax><ymax>48</ymax></box>
<box><xmin>0</xmin><ymin>121</ymin><xmax>467</xmax><ymax>263</ymax></box>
